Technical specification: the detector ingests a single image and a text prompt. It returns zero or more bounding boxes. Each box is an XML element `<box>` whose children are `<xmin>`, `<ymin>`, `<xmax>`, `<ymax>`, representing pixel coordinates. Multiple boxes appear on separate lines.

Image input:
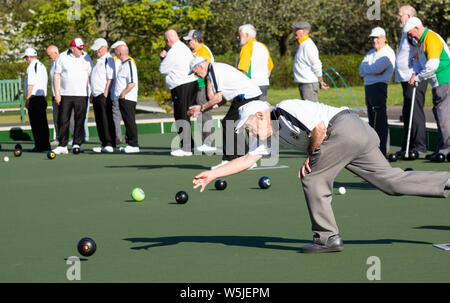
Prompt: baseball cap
<box><xmin>291</xmin><ymin>21</ymin><xmax>311</xmax><ymax>32</ymax></box>
<box><xmin>183</xmin><ymin>30</ymin><xmax>202</xmax><ymax>41</ymax></box>
<box><xmin>189</xmin><ymin>56</ymin><xmax>206</xmax><ymax>74</ymax></box>
<box><xmin>403</xmin><ymin>17</ymin><xmax>422</xmax><ymax>33</ymax></box>
<box><xmin>22</xmin><ymin>48</ymin><xmax>37</xmax><ymax>58</ymax></box>
<box><xmin>70</xmin><ymin>38</ymin><xmax>86</xmax><ymax>49</ymax></box>
<box><xmin>111</xmin><ymin>40</ymin><xmax>126</xmax><ymax>49</ymax></box>
<box><xmin>90</xmin><ymin>38</ymin><xmax>108</xmax><ymax>51</ymax></box>
<box><xmin>235</xmin><ymin>101</ymin><xmax>272</xmax><ymax>133</ymax></box>
<box><xmin>368</xmin><ymin>27</ymin><xmax>386</xmax><ymax>37</ymax></box>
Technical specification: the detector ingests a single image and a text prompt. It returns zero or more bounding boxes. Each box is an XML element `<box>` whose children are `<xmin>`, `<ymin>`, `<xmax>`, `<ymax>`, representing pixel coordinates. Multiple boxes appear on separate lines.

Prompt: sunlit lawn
<box><xmin>267</xmin><ymin>83</ymin><xmax>434</xmax><ymax>108</ymax></box>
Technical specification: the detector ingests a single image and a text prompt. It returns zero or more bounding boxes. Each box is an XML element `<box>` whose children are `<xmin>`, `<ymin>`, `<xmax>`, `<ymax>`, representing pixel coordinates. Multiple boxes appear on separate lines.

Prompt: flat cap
<box><xmin>291</xmin><ymin>21</ymin><xmax>311</xmax><ymax>32</ymax></box>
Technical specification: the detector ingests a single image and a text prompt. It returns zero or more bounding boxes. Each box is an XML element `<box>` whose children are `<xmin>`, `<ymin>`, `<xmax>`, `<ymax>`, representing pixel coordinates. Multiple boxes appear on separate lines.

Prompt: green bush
<box><xmin>0</xmin><ymin>61</ymin><xmax>27</xmax><ymax>80</ymax></box>
<box><xmin>269</xmin><ymin>54</ymin><xmax>365</xmax><ymax>89</ymax></box>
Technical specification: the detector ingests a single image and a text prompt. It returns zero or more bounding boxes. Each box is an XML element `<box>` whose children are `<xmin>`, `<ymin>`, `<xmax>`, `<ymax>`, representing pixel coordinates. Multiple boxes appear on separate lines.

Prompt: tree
<box><xmin>21</xmin><ymin>0</ymin><xmax>212</xmax><ymax>58</ymax></box>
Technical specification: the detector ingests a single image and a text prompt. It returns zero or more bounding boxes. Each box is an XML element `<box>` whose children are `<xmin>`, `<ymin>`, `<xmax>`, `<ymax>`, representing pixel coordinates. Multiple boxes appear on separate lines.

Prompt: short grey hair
<box><xmin>239</xmin><ymin>24</ymin><xmax>257</xmax><ymax>38</ymax></box>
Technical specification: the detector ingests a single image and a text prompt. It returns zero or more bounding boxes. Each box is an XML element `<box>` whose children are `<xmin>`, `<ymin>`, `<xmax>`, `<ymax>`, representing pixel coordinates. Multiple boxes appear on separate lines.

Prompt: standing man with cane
<box><xmin>395</xmin><ymin>5</ymin><xmax>428</xmax><ymax>158</ymax></box>
<box><xmin>404</xmin><ymin>17</ymin><xmax>450</xmax><ymax>162</ymax></box>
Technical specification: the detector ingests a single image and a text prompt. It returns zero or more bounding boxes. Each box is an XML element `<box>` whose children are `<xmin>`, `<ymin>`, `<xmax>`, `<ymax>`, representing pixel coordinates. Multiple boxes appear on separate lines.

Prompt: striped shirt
<box><xmin>112</xmin><ymin>56</ymin><xmax>136</xmax><ymax>96</ymax></box>
<box><xmin>236</xmin><ymin>39</ymin><xmax>273</xmax><ymax>86</ymax></box>
<box><xmin>249</xmin><ymin>99</ymin><xmax>346</xmax><ymax>155</ymax></box>
<box><xmin>207</xmin><ymin>62</ymin><xmax>262</xmax><ymax>102</ymax></box>
<box><xmin>114</xmin><ymin>58</ymin><xmax>138</xmax><ymax>102</ymax></box>
<box><xmin>414</xmin><ymin>28</ymin><xmax>450</xmax><ymax>88</ymax></box>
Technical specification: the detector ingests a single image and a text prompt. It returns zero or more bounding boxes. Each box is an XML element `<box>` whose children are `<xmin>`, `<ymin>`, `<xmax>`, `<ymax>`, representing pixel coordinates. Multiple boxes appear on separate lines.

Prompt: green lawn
<box><xmin>267</xmin><ymin>83</ymin><xmax>434</xmax><ymax>108</ymax></box>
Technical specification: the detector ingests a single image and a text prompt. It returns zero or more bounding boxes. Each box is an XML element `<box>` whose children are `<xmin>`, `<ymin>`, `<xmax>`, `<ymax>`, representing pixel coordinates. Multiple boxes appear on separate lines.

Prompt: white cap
<box><xmin>22</xmin><ymin>48</ymin><xmax>37</xmax><ymax>58</ymax></box>
<box><xmin>368</xmin><ymin>27</ymin><xmax>386</xmax><ymax>37</ymax></box>
<box><xmin>403</xmin><ymin>17</ymin><xmax>422</xmax><ymax>33</ymax></box>
<box><xmin>183</xmin><ymin>29</ymin><xmax>202</xmax><ymax>41</ymax></box>
<box><xmin>90</xmin><ymin>38</ymin><xmax>108</xmax><ymax>51</ymax></box>
<box><xmin>235</xmin><ymin>101</ymin><xmax>272</xmax><ymax>133</ymax></box>
<box><xmin>111</xmin><ymin>40</ymin><xmax>126</xmax><ymax>49</ymax></box>
<box><xmin>189</xmin><ymin>56</ymin><xmax>207</xmax><ymax>74</ymax></box>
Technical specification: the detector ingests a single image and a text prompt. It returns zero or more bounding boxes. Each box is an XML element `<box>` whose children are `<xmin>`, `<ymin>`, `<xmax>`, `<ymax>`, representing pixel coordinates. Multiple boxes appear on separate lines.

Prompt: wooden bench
<box><xmin>0</xmin><ymin>77</ymin><xmax>25</xmax><ymax>123</ymax></box>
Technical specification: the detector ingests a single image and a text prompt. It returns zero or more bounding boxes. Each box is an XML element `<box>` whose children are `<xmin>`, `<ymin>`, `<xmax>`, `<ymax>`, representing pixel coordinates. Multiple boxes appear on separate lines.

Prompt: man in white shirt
<box><xmin>114</xmin><ymin>44</ymin><xmax>139</xmax><ymax>153</ymax></box>
<box><xmin>292</xmin><ymin>21</ymin><xmax>329</xmax><ymax>101</ymax></box>
<box><xmin>159</xmin><ymin>29</ymin><xmax>198</xmax><ymax>157</ymax></box>
<box><xmin>395</xmin><ymin>5</ymin><xmax>428</xmax><ymax>156</ymax></box>
<box><xmin>90</xmin><ymin>38</ymin><xmax>116</xmax><ymax>153</ymax></box>
<box><xmin>236</xmin><ymin>24</ymin><xmax>274</xmax><ymax>100</ymax></box>
<box><xmin>183</xmin><ymin>29</ymin><xmax>216</xmax><ymax>153</ymax></box>
<box><xmin>359</xmin><ymin>27</ymin><xmax>396</xmax><ymax>156</ymax></box>
<box><xmin>110</xmin><ymin>40</ymin><xmax>137</xmax><ymax>145</ymax></box>
<box><xmin>52</xmin><ymin>38</ymin><xmax>93</xmax><ymax>154</ymax></box>
<box><xmin>187</xmin><ymin>57</ymin><xmax>262</xmax><ymax>169</ymax></box>
<box><xmin>46</xmin><ymin>45</ymin><xmax>61</xmax><ymax>146</ymax></box>
<box><xmin>23</xmin><ymin>48</ymin><xmax>51</xmax><ymax>152</ymax></box>
<box><xmin>192</xmin><ymin>100</ymin><xmax>450</xmax><ymax>253</ymax></box>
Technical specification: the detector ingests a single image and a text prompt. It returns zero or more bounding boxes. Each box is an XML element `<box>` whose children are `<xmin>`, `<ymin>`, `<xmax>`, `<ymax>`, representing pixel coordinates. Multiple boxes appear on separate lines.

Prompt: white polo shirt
<box><xmin>159</xmin><ymin>40</ymin><xmax>197</xmax><ymax>90</ymax></box>
<box><xmin>54</xmin><ymin>49</ymin><xmax>93</xmax><ymax>96</ymax></box>
<box><xmin>208</xmin><ymin>62</ymin><xmax>262</xmax><ymax>101</ymax></box>
<box><xmin>25</xmin><ymin>59</ymin><xmax>48</xmax><ymax>97</ymax></box>
<box><xmin>91</xmin><ymin>53</ymin><xmax>115</xmax><ymax>97</ymax></box>
<box><xmin>249</xmin><ymin>99</ymin><xmax>346</xmax><ymax>155</ymax></box>
<box><xmin>114</xmin><ymin>58</ymin><xmax>138</xmax><ymax>102</ymax></box>
<box><xmin>359</xmin><ymin>44</ymin><xmax>396</xmax><ymax>86</ymax></box>
<box><xmin>293</xmin><ymin>37</ymin><xmax>323</xmax><ymax>84</ymax></box>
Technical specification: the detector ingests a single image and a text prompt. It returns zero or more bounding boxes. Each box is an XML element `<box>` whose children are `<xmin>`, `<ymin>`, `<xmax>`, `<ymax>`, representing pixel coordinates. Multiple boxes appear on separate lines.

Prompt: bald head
<box><xmin>164</xmin><ymin>29</ymin><xmax>179</xmax><ymax>48</ymax></box>
<box><xmin>46</xmin><ymin>45</ymin><xmax>59</xmax><ymax>61</ymax></box>
<box><xmin>399</xmin><ymin>5</ymin><xmax>416</xmax><ymax>16</ymax></box>
<box><xmin>116</xmin><ymin>44</ymin><xmax>129</xmax><ymax>61</ymax></box>
<box><xmin>398</xmin><ymin>5</ymin><xmax>416</xmax><ymax>27</ymax></box>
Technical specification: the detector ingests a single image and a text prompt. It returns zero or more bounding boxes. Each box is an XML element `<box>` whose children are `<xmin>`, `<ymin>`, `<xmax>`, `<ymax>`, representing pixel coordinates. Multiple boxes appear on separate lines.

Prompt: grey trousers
<box><xmin>195</xmin><ymin>86</ymin><xmax>214</xmax><ymax>147</ymax></box>
<box><xmin>432</xmin><ymin>81</ymin><xmax>450</xmax><ymax>154</ymax></box>
<box><xmin>301</xmin><ymin>111</ymin><xmax>449</xmax><ymax>244</ymax></box>
<box><xmin>258</xmin><ymin>85</ymin><xmax>269</xmax><ymax>101</ymax></box>
<box><xmin>112</xmin><ymin>98</ymin><xmax>123</xmax><ymax>141</ymax></box>
<box><xmin>298</xmin><ymin>82</ymin><xmax>319</xmax><ymax>102</ymax></box>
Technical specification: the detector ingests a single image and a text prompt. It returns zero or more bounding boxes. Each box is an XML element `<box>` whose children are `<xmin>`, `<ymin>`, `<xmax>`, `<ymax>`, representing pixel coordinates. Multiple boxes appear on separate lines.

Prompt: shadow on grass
<box><xmin>107</xmin><ymin>164</ymin><xmax>209</xmax><ymax>170</ymax></box>
<box><xmin>414</xmin><ymin>226</ymin><xmax>450</xmax><ymax>231</ymax></box>
<box><xmin>123</xmin><ymin>236</ymin><xmax>431</xmax><ymax>251</ymax></box>
<box><xmin>333</xmin><ymin>181</ymin><xmax>375</xmax><ymax>190</ymax></box>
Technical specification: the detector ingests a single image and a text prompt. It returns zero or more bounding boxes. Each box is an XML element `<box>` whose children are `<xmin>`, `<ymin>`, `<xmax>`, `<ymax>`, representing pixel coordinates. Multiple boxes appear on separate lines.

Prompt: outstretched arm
<box><xmin>193</xmin><ymin>153</ymin><xmax>263</xmax><ymax>192</ymax></box>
